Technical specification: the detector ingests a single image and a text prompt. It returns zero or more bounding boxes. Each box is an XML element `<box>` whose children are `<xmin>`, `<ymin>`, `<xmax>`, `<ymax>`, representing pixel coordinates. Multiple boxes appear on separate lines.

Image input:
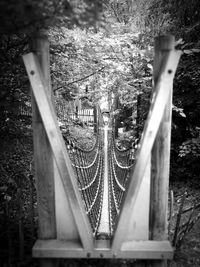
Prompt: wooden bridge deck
<box><xmin>97</xmin><ymin>125</ymin><xmax>110</xmax><ymax>237</ymax></box>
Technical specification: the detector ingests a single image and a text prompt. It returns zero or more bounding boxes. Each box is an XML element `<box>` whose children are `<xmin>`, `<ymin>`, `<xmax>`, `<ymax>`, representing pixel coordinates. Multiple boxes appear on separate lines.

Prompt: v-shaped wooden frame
<box><xmin>23</xmin><ymin>35</ymin><xmax>181</xmax><ymax>261</ymax></box>
<box><xmin>23</xmin><ymin>53</ymin><xmax>94</xmax><ymax>250</ymax></box>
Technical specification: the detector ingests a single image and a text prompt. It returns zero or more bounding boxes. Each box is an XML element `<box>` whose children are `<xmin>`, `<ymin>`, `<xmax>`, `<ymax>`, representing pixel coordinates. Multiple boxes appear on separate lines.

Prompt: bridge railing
<box><xmin>68</xmin><ymin>109</ymin><xmax>94</xmax><ymax>124</ymax></box>
<box><xmin>55</xmin><ymin>96</ymin><xmax>95</xmax><ymax>126</ymax></box>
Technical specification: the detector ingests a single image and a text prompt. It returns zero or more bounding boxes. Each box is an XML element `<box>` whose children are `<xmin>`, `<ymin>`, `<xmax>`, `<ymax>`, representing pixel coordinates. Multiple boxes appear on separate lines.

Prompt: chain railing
<box><xmin>61</xmin><ymin>106</ymin><xmax>135</xmax><ymax>237</ymax></box>
<box><xmin>63</xmin><ymin>111</ymin><xmax>104</xmax><ymax>235</ymax></box>
<box><xmin>108</xmin><ymin>128</ymin><xmax>134</xmax><ymax>234</ymax></box>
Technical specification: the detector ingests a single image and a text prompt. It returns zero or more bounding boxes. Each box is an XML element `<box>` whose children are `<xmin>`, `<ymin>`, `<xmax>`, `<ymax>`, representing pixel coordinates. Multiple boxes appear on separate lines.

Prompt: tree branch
<box><xmin>53</xmin><ymin>66</ymin><xmax>106</xmax><ymax>92</ymax></box>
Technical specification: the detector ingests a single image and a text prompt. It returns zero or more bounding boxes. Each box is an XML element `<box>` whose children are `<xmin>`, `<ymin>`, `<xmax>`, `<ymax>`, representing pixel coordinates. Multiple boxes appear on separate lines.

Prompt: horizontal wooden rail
<box><xmin>33</xmin><ymin>239</ymin><xmax>173</xmax><ymax>259</ymax></box>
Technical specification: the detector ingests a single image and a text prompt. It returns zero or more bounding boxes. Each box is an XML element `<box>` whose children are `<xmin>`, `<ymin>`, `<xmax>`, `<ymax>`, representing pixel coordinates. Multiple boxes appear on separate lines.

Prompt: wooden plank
<box><xmin>93</xmin><ymin>106</ymin><xmax>97</xmax><ymax>132</ymax></box>
<box><xmin>150</xmin><ymin>36</ymin><xmax>175</xmax><ymax>241</ymax></box>
<box><xmin>149</xmin><ymin>34</ymin><xmax>176</xmax><ymax>267</ymax></box>
<box><xmin>122</xmin><ymin>157</ymin><xmax>150</xmax><ymax>241</ymax></box>
<box><xmin>31</xmin><ymin>35</ymin><xmax>58</xmax><ymax>267</ymax></box>
<box><xmin>33</xmin><ymin>239</ymin><xmax>173</xmax><ymax>259</ymax></box>
<box><xmin>30</xmin><ymin>36</ymin><xmax>57</xmax><ymax>241</ymax></box>
<box><xmin>23</xmin><ymin>53</ymin><xmax>93</xmax><ymax>250</ymax></box>
<box><xmin>111</xmin><ymin>47</ymin><xmax>181</xmax><ymax>252</ymax></box>
<box><xmin>54</xmin><ymin>165</ymin><xmax>80</xmax><ymax>241</ymax></box>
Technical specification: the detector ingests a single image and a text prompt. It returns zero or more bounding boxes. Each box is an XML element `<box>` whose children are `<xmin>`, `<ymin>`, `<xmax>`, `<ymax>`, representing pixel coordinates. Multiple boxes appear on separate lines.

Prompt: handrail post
<box><xmin>150</xmin><ymin>35</ymin><xmax>175</xmax><ymax>267</ymax></box>
<box><xmin>94</xmin><ymin>106</ymin><xmax>97</xmax><ymax>133</ymax></box>
<box><xmin>30</xmin><ymin>33</ymin><xmax>58</xmax><ymax>267</ymax></box>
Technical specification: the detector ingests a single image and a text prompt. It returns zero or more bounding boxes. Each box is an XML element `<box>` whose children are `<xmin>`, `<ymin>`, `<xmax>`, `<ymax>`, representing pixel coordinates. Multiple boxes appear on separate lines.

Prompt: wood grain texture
<box><xmin>30</xmin><ymin>36</ymin><xmax>56</xmax><ymax>240</ymax></box>
<box><xmin>122</xmin><ymin>158</ymin><xmax>150</xmax><ymax>241</ymax></box>
<box><xmin>33</xmin><ymin>239</ymin><xmax>173</xmax><ymax>259</ymax></box>
<box><xmin>112</xmin><ymin>36</ymin><xmax>181</xmax><ymax>252</ymax></box>
<box><xmin>149</xmin><ymin>36</ymin><xmax>175</xmax><ymax>241</ymax></box>
<box><xmin>23</xmin><ymin>52</ymin><xmax>93</xmax><ymax>250</ymax></box>
<box><xmin>149</xmin><ymin>36</ymin><xmax>178</xmax><ymax>267</ymax></box>
<box><xmin>54</xmin><ymin>165</ymin><xmax>80</xmax><ymax>240</ymax></box>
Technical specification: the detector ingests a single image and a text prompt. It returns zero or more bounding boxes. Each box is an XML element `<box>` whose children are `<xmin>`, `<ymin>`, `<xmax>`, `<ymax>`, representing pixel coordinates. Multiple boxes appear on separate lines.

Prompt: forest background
<box><xmin>0</xmin><ymin>0</ymin><xmax>200</xmax><ymax>266</ymax></box>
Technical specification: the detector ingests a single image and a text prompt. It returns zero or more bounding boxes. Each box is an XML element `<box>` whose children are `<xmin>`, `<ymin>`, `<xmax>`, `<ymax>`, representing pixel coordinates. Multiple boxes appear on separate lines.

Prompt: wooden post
<box><xmin>136</xmin><ymin>93</ymin><xmax>141</xmax><ymax>140</ymax></box>
<box><xmin>23</xmin><ymin>52</ymin><xmax>94</xmax><ymax>252</ymax></box>
<box><xmin>93</xmin><ymin>106</ymin><xmax>97</xmax><ymax>133</ymax></box>
<box><xmin>149</xmin><ymin>36</ymin><xmax>175</xmax><ymax>267</ymax></box>
<box><xmin>112</xmin><ymin>43</ymin><xmax>180</xmax><ymax>255</ymax></box>
<box><xmin>31</xmin><ymin>34</ymin><xmax>58</xmax><ymax>267</ymax></box>
<box><xmin>114</xmin><ymin>95</ymin><xmax>120</xmax><ymax>138</ymax></box>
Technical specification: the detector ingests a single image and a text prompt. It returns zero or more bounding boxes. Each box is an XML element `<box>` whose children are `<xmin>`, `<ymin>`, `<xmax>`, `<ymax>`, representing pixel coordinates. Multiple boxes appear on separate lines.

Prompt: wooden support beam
<box><xmin>23</xmin><ymin>53</ymin><xmax>94</xmax><ymax>250</ymax></box>
<box><xmin>149</xmin><ymin>35</ymin><xmax>176</xmax><ymax>267</ymax></box>
<box><xmin>31</xmin><ymin>35</ymin><xmax>56</xmax><ymax>240</ymax></box>
<box><xmin>150</xmin><ymin>35</ymin><xmax>175</xmax><ymax>240</ymax></box>
<box><xmin>30</xmin><ymin>35</ymin><xmax>58</xmax><ymax>267</ymax></box>
<box><xmin>111</xmin><ymin>37</ymin><xmax>181</xmax><ymax>253</ymax></box>
<box><xmin>33</xmin><ymin>239</ymin><xmax>173</xmax><ymax>259</ymax></box>
<box><xmin>93</xmin><ymin>106</ymin><xmax>97</xmax><ymax>133</ymax></box>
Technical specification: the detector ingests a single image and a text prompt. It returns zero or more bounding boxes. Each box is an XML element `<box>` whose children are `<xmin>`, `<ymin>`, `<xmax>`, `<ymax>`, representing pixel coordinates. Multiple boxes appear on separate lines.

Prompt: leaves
<box><xmin>183</xmin><ymin>48</ymin><xmax>200</xmax><ymax>54</ymax></box>
<box><xmin>0</xmin><ymin>0</ymin><xmax>104</xmax><ymax>35</ymax></box>
<box><xmin>49</xmin><ymin>23</ymin><xmax>153</xmax><ymax>110</ymax></box>
<box><xmin>179</xmin><ymin>138</ymin><xmax>200</xmax><ymax>158</ymax></box>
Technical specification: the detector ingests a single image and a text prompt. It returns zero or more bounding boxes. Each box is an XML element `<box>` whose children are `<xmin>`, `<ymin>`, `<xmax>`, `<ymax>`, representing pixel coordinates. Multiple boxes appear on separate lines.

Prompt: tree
<box><xmin>0</xmin><ymin>2</ymin><xmax>104</xmax><ymax>264</ymax></box>
<box><xmin>143</xmin><ymin>0</ymin><xmax>200</xmax><ymax>182</ymax></box>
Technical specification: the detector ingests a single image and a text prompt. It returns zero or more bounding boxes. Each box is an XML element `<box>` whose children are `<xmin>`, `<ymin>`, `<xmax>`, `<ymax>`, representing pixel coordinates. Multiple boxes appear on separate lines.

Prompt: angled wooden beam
<box><xmin>23</xmin><ymin>53</ymin><xmax>94</xmax><ymax>250</ymax></box>
<box><xmin>111</xmin><ymin>48</ymin><xmax>181</xmax><ymax>252</ymax></box>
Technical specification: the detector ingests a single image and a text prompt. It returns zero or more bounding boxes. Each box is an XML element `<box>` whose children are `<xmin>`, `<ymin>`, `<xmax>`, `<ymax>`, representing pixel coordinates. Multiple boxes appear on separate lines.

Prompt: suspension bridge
<box><xmin>63</xmin><ymin>113</ymin><xmax>134</xmax><ymax>239</ymax></box>
<box><xmin>22</xmin><ymin>35</ymin><xmax>181</xmax><ymax>266</ymax></box>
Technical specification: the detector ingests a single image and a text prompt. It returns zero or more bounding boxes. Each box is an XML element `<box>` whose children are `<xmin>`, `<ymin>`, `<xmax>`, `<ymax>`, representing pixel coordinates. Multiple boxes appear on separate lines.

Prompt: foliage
<box><xmin>1</xmin><ymin>0</ymin><xmax>200</xmax><ymax>265</ymax></box>
<box><xmin>0</xmin><ymin>2</ymin><xmax>104</xmax><ymax>265</ymax></box>
<box><xmin>135</xmin><ymin>0</ymin><xmax>200</xmax><ymax>184</ymax></box>
<box><xmin>169</xmin><ymin>191</ymin><xmax>200</xmax><ymax>248</ymax></box>
<box><xmin>0</xmin><ymin>0</ymin><xmax>104</xmax><ymax>35</ymax></box>
<box><xmin>179</xmin><ymin>138</ymin><xmax>200</xmax><ymax>158</ymax></box>
<box><xmin>49</xmin><ymin>20</ymin><xmax>154</xmax><ymax>144</ymax></box>
<box><xmin>0</xmin><ymin>0</ymin><xmax>104</xmax><ymax>124</ymax></box>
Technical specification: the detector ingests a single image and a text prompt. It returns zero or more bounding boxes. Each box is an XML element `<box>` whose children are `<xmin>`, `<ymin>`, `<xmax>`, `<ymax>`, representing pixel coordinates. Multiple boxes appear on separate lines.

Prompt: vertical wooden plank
<box><xmin>54</xmin><ymin>165</ymin><xmax>80</xmax><ymax>241</ymax></box>
<box><xmin>111</xmin><ymin>48</ymin><xmax>180</xmax><ymax>253</ymax></box>
<box><xmin>123</xmin><ymin>158</ymin><xmax>150</xmax><ymax>242</ymax></box>
<box><xmin>93</xmin><ymin>106</ymin><xmax>97</xmax><ymax>132</ymax></box>
<box><xmin>23</xmin><ymin>53</ymin><xmax>94</xmax><ymax>250</ymax></box>
<box><xmin>149</xmin><ymin>35</ymin><xmax>175</xmax><ymax>267</ymax></box>
<box><xmin>31</xmin><ymin>34</ymin><xmax>58</xmax><ymax>267</ymax></box>
<box><xmin>114</xmin><ymin>95</ymin><xmax>120</xmax><ymax>138</ymax></box>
